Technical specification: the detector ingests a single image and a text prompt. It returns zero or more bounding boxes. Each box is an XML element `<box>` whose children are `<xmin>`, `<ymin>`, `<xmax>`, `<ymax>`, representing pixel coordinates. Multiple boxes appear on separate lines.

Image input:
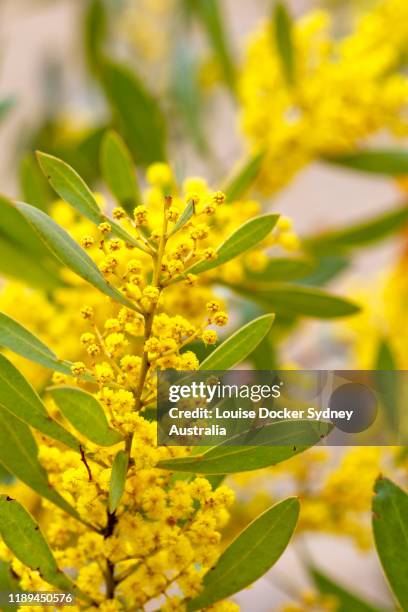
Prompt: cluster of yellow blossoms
<box><xmin>240</xmin><ymin>0</ymin><xmax>408</xmax><ymax>193</ymax></box>
<box><xmin>0</xmin><ymin>162</ymin><xmax>299</xmax><ymax>611</ymax></box>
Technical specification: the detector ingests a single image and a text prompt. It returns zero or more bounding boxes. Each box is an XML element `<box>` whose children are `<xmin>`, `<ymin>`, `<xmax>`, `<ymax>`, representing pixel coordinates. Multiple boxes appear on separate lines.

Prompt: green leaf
<box><xmin>0</xmin><ymin>560</ymin><xmax>21</xmax><ymax>610</ymax></box>
<box><xmin>171</xmin><ymin>44</ymin><xmax>209</xmax><ymax>154</ymax></box>
<box><xmin>188</xmin><ymin>498</ymin><xmax>299</xmax><ymax>609</ymax></box>
<box><xmin>36</xmin><ymin>152</ymin><xmax>146</xmax><ymax>251</ymax></box>
<box><xmin>14</xmin><ymin>201</ymin><xmax>138</xmax><ymax>311</ymax></box>
<box><xmin>228</xmin><ymin>283</ymin><xmax>360</xmax><ymax>318</ymax></box>
<box><xmin>19</xmin><ymin>154</ymin><xmax>52</xmax><ymax>211</ymax></box>
<box><xmin>0</xmin><ymin>497</ymin><xmax>79</xmax><ymax>593</ymax></box>
<box><xmin>223</xmin><ymin>151</ymin><xmax>265</xmax><ymax>202</ymax></box>
<box><xmin>0</xmin><ymin>354</ymin><xmax>80</xmax><ymax>451</ymax></box>
<box><xmin>169</xmin><ymin>200</ymin><xmax>195</xmax><ymax>237</ymax></box>
<box><xmin>326</xmin><ymin>149</ymin><xmax>408</xmax><ymax>175</ymax></box>
<box><xmin>185</xmin><ymin>214</ymin><xmax>279</xmax><ymax>277</ymax></box>
<box><xmin>311</xmin><ymin>567</ymin><xmax>383</xmax><ymax>612</ymax></box>
<box><xmin>158</xmin><ymin>420</ymin><xmax>326</xmax><ymax>474</ymax></box>
<box><xmin>0</xmin><ymin>311</ymin><xmax>73</xmax><ymax>375</ymax></box>
<box><xmin>50</xmin><ymin>386</ymin><xmax>123</xmax><ymax>447</ymax></box>
<box><xmin>273</xmin><ymin>2</ymin><xmax>295</xmax><ymax>85</ymax></box>
<box><xmin>187</xmin><ymin>0</ymin><xmax>236</xmax><ymax>92</ymax></box>
<box><xmin>0</xmin><ymin>196</ymin><xmax>62</xmax><ymax>289</ymax></box>
<box><xmin>84</xmin><ymin>0</ymin><xmax>107</xmax><ymax>74</ymax></box>
<box><xmin>299</xmin><ymin>255</ymin><xmax>350</xmax><ymax>287</ymax></box>
<box><xmin>305</xmin><ymin>205</ymin><xmax>408</xmax><ymax>254</ymax></box>
<box><xmin>109</xmin><ymin>450</ymin><xmax>129</xmax><ymax>513</ymax></box>
<box><xmin>374</xmin><ymin>340</ymin><xmax>399</xmax><ymax>433</ymax></box>
<box><xmin>0</xmin><ymin>408</ymin><xmax>81</xmax><ymax>521</ymax></box>
<box><xmin>101</xmin><ymin>130</ymin><xmax>141</xmax><ymax>215</ymax></box>
<box><xmin>100</xmin><ymin>60</ymin><xmax>167</xmax><ymax>165</ymax></box>
<box><xmin>246</xmin><ymin>257</ymin><xmax>315</xmax><ymax>282</ymax></box>
<box><xmin>199</xmin><ymin>314</ymin><xmax>274</xmax><ymax>370</ymax></box>
<box><xmin>372</xmin><ymin>477</ymin><xmax>408</xmax><ymax>610</ymax></box>
<box><xmin>0</xmin><ymin>237</ymin><xmax>61</xmax><ymax>290</ymax></box>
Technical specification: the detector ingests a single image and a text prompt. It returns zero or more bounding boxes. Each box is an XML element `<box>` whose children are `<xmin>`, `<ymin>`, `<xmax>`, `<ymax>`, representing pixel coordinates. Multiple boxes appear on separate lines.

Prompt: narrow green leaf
<box><xmin>185</xmin><ymin>214</ymin><xmax>279</xmax><ymax>277</ymax></box>
<box><xmin>273</xmin><ymin>2</ymin><xmax>295</xmax><ymax>85</ymax></box>
<box><xmin>199</xmin><ymin>314</ymin><xmax>274</xmax><ymax>370</ymax></box>
<box><xmin>0</xmin><ymin>409</ymin><xmax>81</xmax><ymax>521</ymax></box>
<box><xmin>169</xmin><ymin>200</ymin><xmax>194</xmax><ymax>237</ymax></box>
<box><xmin>158</xmin><ymin>420</ymin><xmax>326</xmax><ymax>474</ymax></box>
<box><xmin>187</xmin><ymin>0</ymin><xmax>236</xmax><ymax>92</ymax></box>
<box><xmin>223</xmin><ymin>151</ymin><xmax>265</xmax><ymax>202</ymax></box>
<box><xmin>109</xmin><ymin>450</ymin><xmax>129</xmax><ymax>513</ymax></box>
<box><xmin>84</xmin><ymin>0</ymin><xmax>107</xmax><ymax>74</ymax></box>
<box><xmin>0</xmin><ymin>560</ymin><xmax>21</xmax><ymax>610</ymax></box>
<box><xmin>374</xmin><ymin>340</ymin><xmax>399</xmax><ymax>433</ymax></box>
<box><xmin>50</xmin><ymin>386</ymin><xmax>123</xmax><ymax>447</ymax></box>
<box><xmin>305</xmin><ymin>205</ymin><xmax>408</xmax><ymax>254</ymax></box>
<box><xmin>36</xmin><ymin>152</ymin><xmax>145</xmax><ymax>251</ymax></box>
<box><xmin>299</xmin><ymin>255</ymin><xmax>350</xmax><ymax>287</ymax></box>
<box><xmin>326</xmin><ymin>149</ymin><xmax>408</xmax><ymax>175</ymax></box>
<box><xmin>311</xmin><ymin>567</ymin><xmax>383</xmax><ymax>612</ymax></box>
<box><xmin>101</xmin><ymin>130</ymin><xmax>141</xmax><ymax>215</ymax></box>
<box><xmin>0</xmin><ymin>237</ymin><xmax>61</xmax><ymax>290</ymax></box>
<box><xmin>188</xmin><ymin>498</ymin><xmax>299</xmax><ymax>609</ymax></box>
<box><xmin>246</xmin><ymin>257</ymin><xmax>315</xmax><ymax>282</ymax></box>
<box><xmin>19</xmin><ymin>154</ymin><xmax>52</xmax><ymax>211</ymax></box>
<box><xmin>0</xmin><ymin>354</ymin><xmax>80</xmax><ymax>451</ymax></box>
<box><xmin>0</xmin><ymin>497</ymin><xmax>80</xmax><ymax>594</ymax></box>
<box><xmin>228</xmin><ymin>283</ymin><xmax>360</xmax><ymax>318</ymax></box>
<box><xmin>372</xmin><ymin>477</ymin><xmax>408</xmax><ymax>610</ymax></box>
<box><xmin>171</xmin><ymin>44</ymin><xmax>209</xmax><ymax>154</ymax></box>
<box><xmin>0</xmin><ymin>311</ymin><xmax>73</xmax><ymax>375</ymax></box>
<box><xmin>100</xmin><ymin>60</ymin><xmax>167</xmax><ymax>165</ymax></box>
<box><xmin>14</xmin><ymin>202</ymin><xmax>138</xmax><ymax>311</ymax></box>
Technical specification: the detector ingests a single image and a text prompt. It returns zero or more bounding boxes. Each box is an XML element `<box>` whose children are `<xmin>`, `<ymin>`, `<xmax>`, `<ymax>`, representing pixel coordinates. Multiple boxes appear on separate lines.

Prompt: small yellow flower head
<box><xmin>146</xmin><ymin>162</ymin><xmax>173</xmax><ymax>187</ymax></box>
<box><xmin>133</xmin><ymin>205</ymin><xmax>148</xmax><ymax>227</ymax></box>
<box><xmin>206</xmin><ymin>300</ymin><xmax>221</xmax><ymax>313</ymax></box>
<box><xmin>203</xmin><ymin>203</ymin><xmax>216</xmax><ymax>215</ymax></box>
<box><xmin>214</xmin><ymin>311</ymin><xmax>228</xmax><ymax>327</ymax></box>
<box><xmin>189</xmin><ymin>224</ymin><xmax>209</xmax><ymax>240</ymax></box>
<box><xmin>212</xmin><ymin>190</ymin><xmax>226</xmax><ymax>204</ymax></box>
<box><xmin>118</xmin><ymin>307</ymin><xmax>137</xmax><ymax>325</ymax></box>
<box><xmin>108</xmin><ymin>239</ymin><xmax>121</xmax><ymax>252</ymax></box>
<box><xmin>279</xmin><ymin>232</ymin><xmax>300</xmax><ymax>251</ymax></box>
<box><xmin>166</xmin><ymin>206</ymin><xmax>180</xmax><ymax>222</ymax></box>
<box><xmin>185</xmin><ymin>191</ymin><xmax>200</xmax><ymax>205</ymax></box>
<box><xmin>127</xmin><ymin>259</ymin><xmax>142</xmax><ymax>274</ymax></box>
<box><xmin>80</xmin><ymin>332</ymin><xmax>96</xmax><ymax>346</ymax></box>
<box><xmin>202</xmin><ymin>329</ymin><xmax>217</xmax><ymax>345</ymax></box>
<box><xmin>70</xmin><ymin>361</ymin><xmax>86</xmax><ymax>376</ymax></box>
<box><xmin>80</xmin><ymin>305</ymin><xmax>94</xmax><ymax>319</ymax></box>
<box><xmin>95</xmin><ymin>363</ymin><xmax>115</xmax><ymax>384</ymax></box>
<box><xmin>104</xmin><ymin>318</ymin><xmax>122</xmax><ymax>332</ymax></box>
<box><xmin>100</xmin><ymin>256</ymin><xmax>118</xmax><ymax>274</ymax></box>
<box><xmin>112</xmin><ymin>207</ymin><xmax>126</xmax><ymax>220</ymax></box>
<box><xmin>98</xmin><ymin>221</ymin><xmax>112</xmax><ymax>235</ymax></box>
<box><xmin>120</xmin><ymin>354</ymin><xmax>141</xmax><ymax>372</ymax></box>
<box><xmin>184</xmin><ymin>273</ymin><xmax>198</xmax><ymax>287</ymax></box>
<box><xmin>143</xmin><ymin>285</ymin><xmax>160</xmax><ymax>303</ymax></box>
<box><xmin>105</xmin><ymin>332</ymin><xmax>128</xmax><ymax>355</ymax></box>
<box><xmin>145</xmin><ymin>337</ymin><xmax>160</xmax><ymax>355</ymax></box>
<box><xmin>168</xmin><ymin>260</ymin><xmax>184</xmax><ymax>276</ymax></box>
<box><xmin>203</xmin><ymin>248</ymin><xmax>217</xmax><ymax>261</ymax></box>
<box><xmin>277</xmin><ymin>216</ymin><xmax>293</xmax><ymax>231</ymax></box>
<box><xmin>87</xmin><ymin>343</ymin><xmax>101</xmax><ymax>357</ymax></box>
<box><xmin>81</xmin><ymin>235</ymin><xmax>94</xmax><ymax>249</ymax></box>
